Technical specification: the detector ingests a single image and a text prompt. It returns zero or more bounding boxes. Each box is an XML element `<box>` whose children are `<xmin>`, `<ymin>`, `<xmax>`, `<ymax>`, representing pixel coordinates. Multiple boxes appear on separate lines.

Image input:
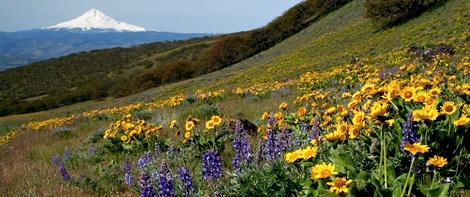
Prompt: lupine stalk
<box><xmin>158</xmin><ymin>160</ymin><xmax>176</xmax><ymax>197</ymax></box>
<box><xmin>154</xmin><ymin>143</ymin><xmax>162</xmax><ymax>158</ymax></box>
<box><xmin>202</xmin><ymin>149</ymin><xmax>223</xmax><ymax>180</ymax></box>
<box><xmin>139</xmin><ymin>172</ymin><xmax>156</xmax><ymax>197</ymax></box>
<box><xmin>60</xmin><ymin>166</ymin><xmax>71</xmax><ymax>182</ymax></box>
<box><xmin>401</xmin><ymin>112</ymin><xmax>419</xmax><ymax>150</ymax></box>
<box><xmin>124</xmin><ymin>157</ymin><xmax>134</xmax><ymax>186</ymax></box>
<box><xmin>63</xmin><ymin>148</ymin><xmax>70</xmax><ymax>160</ymax></box>
<box><xmin>177</xmin><ymin>167</ymin><xmax>195</xmax><ymax>196</ymax></box>
<box><xmin>278</xmin><ymin>123</ymin><xmax>291</xmax><ymax>151</ymax></box>
<box><xmin>232</xmin><ymin>120</ymin><xmax>251</xmax><ymax>172</ymax></box>
<box><xmin>52</xmin><ymin>154</ymin><xmax>63</xmax><ymax>167</ymax></box>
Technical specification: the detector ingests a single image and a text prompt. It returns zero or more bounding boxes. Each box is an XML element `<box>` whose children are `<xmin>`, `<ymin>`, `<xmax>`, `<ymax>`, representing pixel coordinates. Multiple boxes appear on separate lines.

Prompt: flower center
<box><xmin>334</xmin><ymin>178</ymin><xmax>346</xmax><ymax>186</ymax></box>
<box><xmin>321</xmin><ymin>170</ymin><xmax>331</xmax><ymax>178</ymax></box>
<box><xmin>404</xmin><ymin>91</ymin><xmax>412</xmax><ymax>98</ymax></box>
<box><xmin>445</xmin><ymin>106</ymin><xmax>454</xmax><ymax>113</ymax></box>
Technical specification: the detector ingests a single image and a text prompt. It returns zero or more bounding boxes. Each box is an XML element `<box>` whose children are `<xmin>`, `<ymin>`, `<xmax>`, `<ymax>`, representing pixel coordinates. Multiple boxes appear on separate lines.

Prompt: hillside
<box><xmin>0</xmin><ymin>0</ymin><xmax>329</xmax><ymax>117</ymax></box>
<box><xmin>1</xmin><ymin>0</ymin><xmax>469</xmax><ymax>196</ymax></box>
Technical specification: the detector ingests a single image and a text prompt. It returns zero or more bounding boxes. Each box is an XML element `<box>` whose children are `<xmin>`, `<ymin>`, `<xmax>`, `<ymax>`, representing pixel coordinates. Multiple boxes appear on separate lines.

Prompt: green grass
<box><xmin>1</xmin><ymin>0</ymin><xmax>469</xmax><ymax>196</ymax></box>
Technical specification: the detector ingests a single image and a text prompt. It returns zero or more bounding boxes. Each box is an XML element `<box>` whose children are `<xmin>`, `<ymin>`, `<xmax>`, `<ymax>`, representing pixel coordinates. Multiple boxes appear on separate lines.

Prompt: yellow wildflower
<box><xmin>440</xmin><ymin>101</ymin><xmax>457</xmax><ymax>116</ymax></box>
<box><xmin>211</xmin><ymin>115</ymin><xmax>222</xmax><ymax>126</ymax></box>
<box><xmin>169</xmin><ymin>120</ymin><xmax>177</xmax><ymax>129</ymax></box>
<box><xmin>453</xmin><ymin>115</ymin><xmax>470</xmax><ymax>126</ymax></box>
<box><xmin>401</xmin><ymin>86</ymin><xmax>416</xmax><ymax>102</ymax></box>
<box><xmin>427</xmin><ymin>155</ymin><xmax>448</xmax><ymax>168</ymax></box>
<box><xmin>184</xmin><ymin>131</ymin><xmax>191</xmax><ymax>139</ymax></box>
<box><xmin>311</xmin><ymin>162</ymin><xmax>338</xmax><ymax>180</ymax></box>
<box><xmin>285</xmin><ymin>149</ymin><xmax>303</xmax><ymax>163</ymax></box>
<box><xmin>279</xmin><ymin>102</ymin><xmax>288</xmax><ymax>110</ymax></box>
<box><xmin>185</xmin><ymin>121</ymin><xmax>195</xmax><ymax>131</ymax></box>
<box><xmin>205</xmin><ymin>120</ymin><xmax>215</xmax><ymax>130</ymax></box>
<box><xmin>327</xmin><ymin>177</ymin><xmax>353</xmax><ymax>195</ymax></box>
<box><xmin>301</xmin><ymin>146</ymin><xmax>318</xmax><ymax>160</ymax></box>
<box><xmin>404</xmin><ymin>142</ymin><xmax>430</xmax><ymax>155</ymax></box>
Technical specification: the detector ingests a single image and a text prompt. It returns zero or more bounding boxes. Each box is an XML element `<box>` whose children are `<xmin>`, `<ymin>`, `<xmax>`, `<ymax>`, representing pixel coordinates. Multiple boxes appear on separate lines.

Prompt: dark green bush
<box><xmin>364</xmin><ymin>0</ymin><xmax>448</xmax><ymax>28</ymax></box>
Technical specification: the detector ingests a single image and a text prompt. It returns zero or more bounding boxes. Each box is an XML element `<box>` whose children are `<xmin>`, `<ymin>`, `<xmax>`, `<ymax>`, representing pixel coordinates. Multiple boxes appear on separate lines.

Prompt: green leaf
<box><xmin>331</xmin><ymin>150</ymin><xmax>354</xmax><ymax>173</ymax></box>
<box><xmin>427</xmin><ymin>183</ymin><xmax>450</xmax><ymax>197</ymax></box>
<box><xmin>355</xmin><ymin>170</ymin><xmax>371</xmax><ymax>181</ymax></box>
<box><xmin>455</xmin><ymin>178</ymin><xmax>470</xmax><ymax>189</ymax></box>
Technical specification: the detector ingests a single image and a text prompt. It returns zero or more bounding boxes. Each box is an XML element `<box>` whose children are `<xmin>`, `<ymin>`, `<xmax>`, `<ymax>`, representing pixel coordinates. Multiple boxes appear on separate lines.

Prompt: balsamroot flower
<box><xmin>284</xmin><ymin>149</ymin><xmax>302</xmax><ymax>163</ymax></box>
<box><xmin>311</xmin><ymin>162</ymin><xmax>338</xmax><ymax>180</ymax></box>
<box><xmin>202</xmin><ymin>149</ymin><xmax>223</xmax><ymax>180</ymax></box>
<box><xmin>453</xmin><ymin>115</ymin><xmax>470</xmax><ymax>126</ymax></box>
<box><xmin>403</xmin><ymin>142</ymin><xmax>430</xmax><ymax>155</ymax></box>
<box><xmin>427</xmin><ymin>155</ymin><xmax>448</xmax><ymax>168</ymax></box>
<box><xmin>327</xmin><ymin>177</ymin><xmax>353</xmax><ymax>194</ymax></box>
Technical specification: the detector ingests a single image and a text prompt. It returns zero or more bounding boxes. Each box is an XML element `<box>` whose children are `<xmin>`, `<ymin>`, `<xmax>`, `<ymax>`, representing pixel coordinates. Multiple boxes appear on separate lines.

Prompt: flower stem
<box><xmin>401</xmin><ymin>156</ymin><xmax>416</xmax><ymax>197</ymax></box>
<box><xmin>431</xmin><ymin>170</ymin><xmax>437</xmax><ymax>188</ymax></box>
<box><xmin>382</xmin><ymin>123</ymin><xmax>388</xmax><ymax>188</ymax></box>
<box><xmin>407</xmin><ymin>172</ymin><xmax>416</xmax><ymax>197</ymax></box>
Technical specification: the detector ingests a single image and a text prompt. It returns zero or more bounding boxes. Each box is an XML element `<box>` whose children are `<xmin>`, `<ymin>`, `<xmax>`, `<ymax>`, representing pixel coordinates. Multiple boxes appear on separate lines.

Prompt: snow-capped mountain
<box><xmin>0</xmin><ymin>9</ymin><xmax>211</xmax><ymax>70</ymax></box>
<box><xmin>44</xmin><ymin>9</ymin><xmax>147</xmax><ymax>32</ymax></box>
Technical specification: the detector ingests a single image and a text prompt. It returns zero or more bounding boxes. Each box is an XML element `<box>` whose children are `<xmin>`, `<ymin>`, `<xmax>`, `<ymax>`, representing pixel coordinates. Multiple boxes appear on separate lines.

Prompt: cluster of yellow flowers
<box><xmin>233</xmin><ymin>80</ymin><xmax>294</xmax><ymax>97</ymax></box>
<box><xmin>103</xmin><ymin>114</ymin><xmax>162</xmax><ymax>143</ymax></box>
<box><xmin>284</xmin><ymin>145</ymin><xmax>318</xmax><ymax>163</ymax></box>
<box><xmin>195</xmin><ymin>89</ymin><xmax>225</xmax><ymax>100</ymax></box>
<box><xmin>25</xmin><ymin>116</ymin><xmax>74</xmax><ymax>131</ymax></box>
<box><xmin>0</xmin><ymin>130</ymin><xmax>21</xmax><ymax>146</ymax></box>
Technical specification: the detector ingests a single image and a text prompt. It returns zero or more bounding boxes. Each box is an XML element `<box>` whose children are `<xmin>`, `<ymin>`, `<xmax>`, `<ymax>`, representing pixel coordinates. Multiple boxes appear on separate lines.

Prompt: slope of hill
<box><xmin>1</xmin><ymin>0</ymin><xmax>469</xmax><ymax>196</ymax></box>
<box><xmin>0</xmin><ymin>0</ymin><xmax>331</xmax><ymax>116</ymax></box>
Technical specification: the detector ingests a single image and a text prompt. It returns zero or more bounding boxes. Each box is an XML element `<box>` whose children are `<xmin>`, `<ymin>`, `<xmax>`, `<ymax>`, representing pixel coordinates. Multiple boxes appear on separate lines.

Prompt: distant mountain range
<box><xmin>0</xmin><ymin>9</ymin><xmax>212</xmax><ymax>70</ymax></box>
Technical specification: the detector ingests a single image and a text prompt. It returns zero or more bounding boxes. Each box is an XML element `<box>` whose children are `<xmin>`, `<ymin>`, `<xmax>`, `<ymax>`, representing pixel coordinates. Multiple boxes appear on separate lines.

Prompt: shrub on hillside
<box><xmin>311</xmin><ymin>0</ymin><xmax>352</xmax><ymax>14</ymax></box>
<box><xmin>364</xmin><ymin>0</ymin><xmax>448</xmax><ymax>28</ymax></box>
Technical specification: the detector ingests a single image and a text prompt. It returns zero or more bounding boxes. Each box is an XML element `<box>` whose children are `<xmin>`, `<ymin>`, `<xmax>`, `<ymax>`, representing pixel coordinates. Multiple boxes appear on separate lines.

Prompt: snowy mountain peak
<box><xmin>44</xmin><ymin>9</ymin><xmax>147</xmax><ymax>32</ymax></box>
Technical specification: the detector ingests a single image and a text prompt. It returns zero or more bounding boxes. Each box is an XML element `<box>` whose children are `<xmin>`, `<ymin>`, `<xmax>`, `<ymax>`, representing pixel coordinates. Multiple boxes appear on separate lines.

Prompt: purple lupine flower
<box><xmin>167</xmin><ymin>143</ymin><xmax>175</xmax><ymax>155</ymax></box>
<box><xmin>300</xmin><ymin>122</ymin><xmax>308</xmax><ymax>131</ymax></box>
<box><xmin>232</xmin><ymin>120</ymin><xmax>251</xmax><ymax>172</ymax></box>
<box><xmin>202</xmin><ymin>149</ymin><xmax>223</xmax><ymax>180</ymax></box>
<box><xmin>124</xmin><ymin>157</ymin><xmax>134</xmax><ymax>186</ymax></box>
<box><xmin>87</xmin><ymin>147</ymin><xmax>97</xmax><ymax>155</ymax></box>
<box><xmin>52</xmin><ymin>154</ymin><xmax>63</xmax><ymax>167</ymax></box>
<box><xmin>158</xmin><ymin>160</ymin><xmax>176</xmax><ymax>197</ymax></box>
<box><xmin>137</xmin><ymin>151</ymin><xmax>153</xmax><ymax>169</ymax></box>
<box><xmin>401</xmin><ymin>112</ymin><xmax>419</xmax><ymax>150</ymax></box>
<box><xmin>151</xmin><ymin>169</ymin><xmax>159</xmax><ymax>180</ymax></box>
<box><xmin>139</xmin><ymin>172</ymin><xmax>156</xmax><ymax>197</ymax></box>
<box><xmin>263</xmin><ymin>113</ymin><xmax>281</xmax><ymax>161</ymax></box>
<box><xmin>63</xmin><ymin>148</ymin><xmax>70</xmax><ymax>160</ymax></box>
<box><xmin>308</xmin><ymin>117</ymin><xmax>320</xmax><ymax>141</ymax></box>
<box><xmin>263</xmin><ymin>130</ymin><xmax>281</xmax><ymax>161</ymax></box>
<box><xmin>154</xmin><ymin>143</ymin><xmax>162</xmax><ymax>158</ymax></box>
<box><xmin>60</xmin><ymin>166</ymin><xmax>71</xmax><ymax>182</ymax></box>
<box><xmin>255</xmin><ymin>140</ymin><xmax>265</xmax><ymax>166</ymax></box>
<box><xmin>278</xmin><ymin>124</ymin><xmax>291</xmax><ymax>151</ymax></box>
<box><xmin>177</xmin><ymin>167</ymin><xmax>195</xmax><ymax>196</ymax></box>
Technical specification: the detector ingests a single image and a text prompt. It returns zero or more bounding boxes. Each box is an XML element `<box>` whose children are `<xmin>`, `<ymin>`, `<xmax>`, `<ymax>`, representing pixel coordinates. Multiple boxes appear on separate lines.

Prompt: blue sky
<box><xmin>0</xmin><ymin>0</ymin><xmax>303</xmax><ymax>33</ymax></box>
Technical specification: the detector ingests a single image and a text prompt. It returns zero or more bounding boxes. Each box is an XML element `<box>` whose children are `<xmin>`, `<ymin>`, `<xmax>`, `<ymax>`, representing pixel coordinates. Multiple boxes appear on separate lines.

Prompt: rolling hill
<box><xmin>0</xmin><ymin>0</ymin><xmax>469</xmax><ymax>196</ymax></box>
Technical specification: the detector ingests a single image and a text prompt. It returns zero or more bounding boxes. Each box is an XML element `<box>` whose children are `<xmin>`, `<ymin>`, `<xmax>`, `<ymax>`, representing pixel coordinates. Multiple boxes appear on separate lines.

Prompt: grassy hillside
<box><xmin>1</xmin><ymin>0</ymin><xmax>470</xmax><ymax>196</ymax></box>
<box><xmin>0</xmin><ymin>0</ymin><xmax>348</xmax><ymax>117</ymax></box>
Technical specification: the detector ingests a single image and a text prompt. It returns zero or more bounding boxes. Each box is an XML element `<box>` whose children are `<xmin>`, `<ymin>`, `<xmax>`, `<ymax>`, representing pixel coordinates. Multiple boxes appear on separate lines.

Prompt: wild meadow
<box><xmin>1</xmin><ymin>0</ymin><xmax>470</xmax><ymax>196</ymax></box>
